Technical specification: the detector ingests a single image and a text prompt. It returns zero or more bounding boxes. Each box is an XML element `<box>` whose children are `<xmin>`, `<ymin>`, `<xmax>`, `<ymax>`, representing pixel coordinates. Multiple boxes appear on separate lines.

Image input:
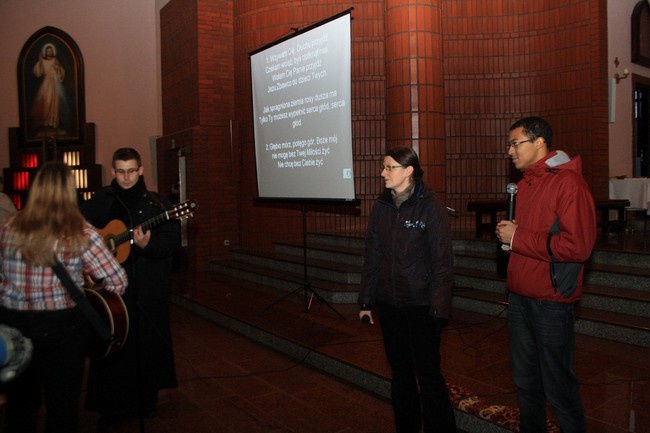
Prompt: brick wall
<box><xmin>160</xmin><ymin>0</ymin><xmax>609</xmax><ymax>271</ymax></box>
<box><xmin>443</xmin><ymin>0</ymin><xmax>609</xmax><ymax>227</ymax></box>
<box><xmin>159</xmin><ymin>0</ymin><xmax>237</xmax><ymax>271</ymax></box>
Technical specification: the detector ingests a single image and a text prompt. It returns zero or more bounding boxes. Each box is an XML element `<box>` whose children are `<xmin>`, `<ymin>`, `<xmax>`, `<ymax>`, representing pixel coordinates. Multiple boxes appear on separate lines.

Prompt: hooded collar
<box><xmin>522</xmin><ymin>150</ymin><xmax>582</xmax><ymax>183</ymax></box>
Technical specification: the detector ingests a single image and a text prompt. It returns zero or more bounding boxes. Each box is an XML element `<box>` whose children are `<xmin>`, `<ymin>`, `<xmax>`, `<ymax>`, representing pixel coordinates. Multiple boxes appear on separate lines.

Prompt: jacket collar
<box><xmin>378</xmin><ymin>180</ymin><xmax>425</xmax><ymax>207</ymax></box>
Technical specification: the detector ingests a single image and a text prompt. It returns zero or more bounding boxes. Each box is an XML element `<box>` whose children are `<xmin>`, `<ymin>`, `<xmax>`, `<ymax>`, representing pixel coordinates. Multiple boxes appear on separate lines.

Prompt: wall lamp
<box><xmin>613</xmin><ymin>57</ymin><xmax>630</xmax><ymax>84</ymax></box>
<box><xmin>615</xmin><ymin>68</ymin><xmax>630</xmax><ymax>83</ymax></box>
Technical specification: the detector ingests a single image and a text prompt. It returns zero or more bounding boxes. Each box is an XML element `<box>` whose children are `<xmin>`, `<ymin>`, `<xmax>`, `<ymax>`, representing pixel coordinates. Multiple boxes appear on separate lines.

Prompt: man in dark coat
<box><xmin>82</xmin><ymin>147</ymin><xmax>179</xmax><ymax>425</ymax></box>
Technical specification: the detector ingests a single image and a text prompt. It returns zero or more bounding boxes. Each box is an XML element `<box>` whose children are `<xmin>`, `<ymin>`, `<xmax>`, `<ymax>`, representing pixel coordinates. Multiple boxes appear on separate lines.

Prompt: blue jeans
<box><xmin>508</xmin><ymin>292</ymin><xmax>585</xmax><ymax>433</ymax></box>
<box><xmin>378</xmin><ymin>303</ymin><xmax>456</xmax><ymax>433</ymax></box>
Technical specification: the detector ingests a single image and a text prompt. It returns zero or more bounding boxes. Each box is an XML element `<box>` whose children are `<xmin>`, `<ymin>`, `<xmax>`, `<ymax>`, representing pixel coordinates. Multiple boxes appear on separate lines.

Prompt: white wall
<box><xmin>608</xmin><ymin>0</ymin><xmax>650</xmax><ymax>177</ymax></box>
<box><xmin>0</xmin><ymin>0</ymin><xmax>169</xmax><ymax>190</ymax></box>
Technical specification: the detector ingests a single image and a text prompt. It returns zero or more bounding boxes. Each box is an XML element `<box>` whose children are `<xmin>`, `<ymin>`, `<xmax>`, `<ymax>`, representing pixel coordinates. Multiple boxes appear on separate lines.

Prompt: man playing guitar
<box><xmin>81</xmin><ymin>147</ymin><xmax>180</xmax><ymax>427</ymax></box>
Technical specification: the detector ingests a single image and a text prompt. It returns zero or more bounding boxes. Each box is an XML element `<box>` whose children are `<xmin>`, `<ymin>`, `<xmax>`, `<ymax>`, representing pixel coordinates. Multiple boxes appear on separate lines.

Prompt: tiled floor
<box><xmin>4</xmin><ymin>228</ymin><xmax>650</xmax><ymax>433</ymax></box>
<box><xmin>95</xmin><ymin>268</ymin><xmax>648</xmax><ymax>433</ymax></box>
<box><xmin>74</xmin><ymin>303</ymin><xmax>396</xmax><ymax>433</ymax></box>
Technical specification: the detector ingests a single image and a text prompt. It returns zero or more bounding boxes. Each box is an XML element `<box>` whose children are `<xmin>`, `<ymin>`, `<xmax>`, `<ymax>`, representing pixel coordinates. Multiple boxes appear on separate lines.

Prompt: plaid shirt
<box><xmin>0</xmin><ymin>220</ymin><xmax>127</xmax><ymax>311</ymax></box>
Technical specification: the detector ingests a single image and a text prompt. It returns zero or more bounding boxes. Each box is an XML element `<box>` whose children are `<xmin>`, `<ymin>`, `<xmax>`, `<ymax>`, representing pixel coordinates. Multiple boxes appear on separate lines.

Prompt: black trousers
<box><xmin>378</xmin><ymin>303</ymin><xmax>456</xmax><ymax>433</ymax></box>
<box><xmin>0</xmin><ymin>307</ymin><xmax>87</xmax><ymax>433</ymax></box>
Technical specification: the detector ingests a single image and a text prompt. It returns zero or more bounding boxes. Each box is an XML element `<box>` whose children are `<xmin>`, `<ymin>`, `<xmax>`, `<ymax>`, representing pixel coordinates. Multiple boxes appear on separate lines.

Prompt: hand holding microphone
<box><xmin>506</xmin><ymin>182</ymin><xmax>518</xmax><ymax>221</ymax></box>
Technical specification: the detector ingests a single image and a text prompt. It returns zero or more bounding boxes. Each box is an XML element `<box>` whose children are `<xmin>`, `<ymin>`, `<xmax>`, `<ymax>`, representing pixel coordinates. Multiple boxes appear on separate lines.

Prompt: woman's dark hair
<box><xmin>112</xmin><ymin>147</ymin><xmax>142</xmax><ymax>168</ymax></box>
<box><xmin>509</xmin><ymin>116</ymin><xmax>553</xmax><ymax>148</ymax></box>
<box><xmin>385</xmin><ymin>146</ymin><xmax>424</xmax><ymax>180</ymax></box>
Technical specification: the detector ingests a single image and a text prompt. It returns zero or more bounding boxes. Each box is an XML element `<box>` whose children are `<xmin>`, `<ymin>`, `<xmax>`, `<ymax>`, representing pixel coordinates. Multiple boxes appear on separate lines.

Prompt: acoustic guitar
<box><xmin>84</xmin><ymin>285</ymin><xmax>129</xmax><ymax>359</ymax></box>
<box><xmin>99</xmin><ymin>200</ymin><xmax>197</xmax><ymax>263</ymax></box>
<box><xmin>85</xmin><ymin>200</ymin><xmax>197</xmax><ymax>358</ymax></box>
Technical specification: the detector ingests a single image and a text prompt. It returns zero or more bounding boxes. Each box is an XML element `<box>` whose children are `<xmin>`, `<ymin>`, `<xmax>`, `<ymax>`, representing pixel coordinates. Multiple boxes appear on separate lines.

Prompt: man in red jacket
<box><xmin>496</xmin><ymin>117</ymin><xmax>596</xmax><ymax>433</ymax></box>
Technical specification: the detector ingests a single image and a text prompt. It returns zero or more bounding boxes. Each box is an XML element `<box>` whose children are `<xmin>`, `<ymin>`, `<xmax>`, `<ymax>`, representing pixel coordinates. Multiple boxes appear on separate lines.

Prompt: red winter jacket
<box><xmin>508</xmin><ymin>151</ymin><xmax>597</xmax><ymax>303</ymax></box>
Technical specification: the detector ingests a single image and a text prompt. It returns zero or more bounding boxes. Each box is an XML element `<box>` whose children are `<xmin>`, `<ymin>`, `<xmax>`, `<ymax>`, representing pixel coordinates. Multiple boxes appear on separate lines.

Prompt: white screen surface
<box><xmin>250</xmin><ymin>12</ymin><xmax>355</xmax><ymax>201</ymax></box>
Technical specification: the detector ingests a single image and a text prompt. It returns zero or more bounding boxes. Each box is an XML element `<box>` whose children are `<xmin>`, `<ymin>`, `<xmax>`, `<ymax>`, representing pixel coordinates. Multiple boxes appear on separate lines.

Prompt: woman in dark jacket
<box><xmin>82</xmin><ymin>148</ymin><xmax>179</xmax><ymax>425</ymax></box>
<box><xmin>358</xmin><ymin>146</ymin><xmax>456</xmax><ymax>433</ymax></box>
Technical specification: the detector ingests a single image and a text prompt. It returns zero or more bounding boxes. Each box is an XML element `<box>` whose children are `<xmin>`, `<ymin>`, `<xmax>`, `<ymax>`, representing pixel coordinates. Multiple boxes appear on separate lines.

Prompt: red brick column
<box><xmin>385</xmin><ymin>0</ymin><xmax>447</xmax><ymax>195</ymax></box>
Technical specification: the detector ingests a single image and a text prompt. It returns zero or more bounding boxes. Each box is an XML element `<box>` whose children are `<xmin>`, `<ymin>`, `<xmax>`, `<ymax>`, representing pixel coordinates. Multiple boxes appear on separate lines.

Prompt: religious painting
<box><xmin>17</xmin><ymin>26</ymin><xmax>85</xmax><ymax>145</ymax></box>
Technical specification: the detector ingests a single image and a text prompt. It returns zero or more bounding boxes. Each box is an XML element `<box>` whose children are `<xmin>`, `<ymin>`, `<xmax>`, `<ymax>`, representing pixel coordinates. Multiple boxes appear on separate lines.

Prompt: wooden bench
<box><xmin>466</xmin><ymin>198</ymin><xmax>631</xmax><ymax>238</ymax></box>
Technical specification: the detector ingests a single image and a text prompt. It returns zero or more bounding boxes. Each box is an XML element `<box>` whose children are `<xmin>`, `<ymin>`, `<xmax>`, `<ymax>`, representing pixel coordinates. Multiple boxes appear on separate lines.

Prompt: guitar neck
<box><xmin>111</xmin><ymin>211</ymin><xmax>169</xmax><ymax>248</ymax></box>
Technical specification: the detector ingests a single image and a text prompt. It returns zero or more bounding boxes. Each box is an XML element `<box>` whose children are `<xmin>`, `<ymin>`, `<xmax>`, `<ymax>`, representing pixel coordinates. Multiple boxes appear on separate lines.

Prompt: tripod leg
<box><xmin>255</xmin><ymin>285</ymin><xmax>305</xmax><ymax>317</ymax></box>
<box><xmin>305</xmin><ymin>283</ymin><xmax>346</xmax><ymax>320</ymax></box>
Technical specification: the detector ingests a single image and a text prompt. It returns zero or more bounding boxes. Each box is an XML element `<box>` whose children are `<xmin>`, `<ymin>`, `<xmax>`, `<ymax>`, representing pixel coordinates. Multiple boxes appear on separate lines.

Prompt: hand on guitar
<box><xmin>97</xmin><ymin>200</ymin><xmax>197</xmax><ymax>263</ymax></box>
<box><xmin>132</xmin><ymin>226</ymin><xmax>151</xmax><ymax>249</ymax></box>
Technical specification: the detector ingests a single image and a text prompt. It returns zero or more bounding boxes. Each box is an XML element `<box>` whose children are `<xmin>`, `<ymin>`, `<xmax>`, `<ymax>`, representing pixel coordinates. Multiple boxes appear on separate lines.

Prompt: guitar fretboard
<box><xmin>110</xmin><ymin>211</ymin><xmax>169</xmax><ymax>247</ymax></box>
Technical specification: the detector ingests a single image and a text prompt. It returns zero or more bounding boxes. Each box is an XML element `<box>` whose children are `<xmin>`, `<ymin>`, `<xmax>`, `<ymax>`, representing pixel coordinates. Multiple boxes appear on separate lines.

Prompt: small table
<box><xmin>609</xmin><ymin>178</ymin><xmax>650</xmax><ymax>211</ymax></box>
<box><xmin>594</xmin><ymin>199</ymin><xmax>630</xmax><ymax>234</ymax></box>
<box><xmin>466</xmin><ymin>200</ymin><xmax>508</xmax><ymax>238</ymax></box>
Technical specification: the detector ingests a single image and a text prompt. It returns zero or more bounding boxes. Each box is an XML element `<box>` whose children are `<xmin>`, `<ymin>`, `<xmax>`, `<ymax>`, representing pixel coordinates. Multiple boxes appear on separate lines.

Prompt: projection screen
<box><xmin>250</xmin><ymin>11</ymin><xmax>355</xmax><ymax>201</ymax></box>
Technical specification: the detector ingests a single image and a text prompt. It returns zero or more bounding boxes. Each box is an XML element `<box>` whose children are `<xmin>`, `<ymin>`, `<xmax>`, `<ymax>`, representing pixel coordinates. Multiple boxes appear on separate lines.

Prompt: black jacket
<box><xmin>82</xmin><ymin>178</ymin><xmax>180</xmax><ymax>416</ymax></box>
<box><xmin>358</xmin><ymin>180</ymin><xmax>454</xmax><ymax>319</ymax></box>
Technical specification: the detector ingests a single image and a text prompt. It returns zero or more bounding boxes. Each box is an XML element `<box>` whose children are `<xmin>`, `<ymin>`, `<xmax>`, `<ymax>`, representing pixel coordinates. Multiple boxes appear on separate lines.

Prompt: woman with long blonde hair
<box><xmin>0</xmin><ymin>162</ymin><xmax>127</xmax><ymax>433</ymax></box>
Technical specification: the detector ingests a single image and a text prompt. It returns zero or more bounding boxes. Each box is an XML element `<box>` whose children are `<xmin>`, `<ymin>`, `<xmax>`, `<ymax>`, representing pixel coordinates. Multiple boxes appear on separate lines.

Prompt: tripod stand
<box><xmin>258</xmin><ymin>203</ymin><xmax>345</xmax><ymax>320</ymax></box>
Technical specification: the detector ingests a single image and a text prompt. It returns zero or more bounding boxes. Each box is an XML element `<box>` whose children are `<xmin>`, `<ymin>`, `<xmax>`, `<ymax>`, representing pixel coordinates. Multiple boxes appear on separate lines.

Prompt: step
<box><xmin>452</xmin><ymin>287</ymin><xmax>509</xmax><ymax>317</ymax></box>
<box><xmin>581</xmin><ymin>284</ymin><xmax>650</xmax><ymax>318</ymax></box>
<box><xmin>228</xmin><ymin>248</ymin><xmax>362</xmax><ymax>285</ymax></box>
<box><xmin>589</xmin><ymin>249</ymin><xmax>650</xmax><ymax>269</ymax></box>
<box><xmin>214</xmin><ymin>235</ymin><xmax>650</xmax><ymax>348</ymax></box>
<box><xmin>210</xmin><ymin>258</ymin><xmax>360</xmax><ymax>304</ymax></box>
<box><xmin>453</xmin><ymin>249</ymin><xmax>497</xmax><ymax>272</ymax></box>
<box><xmin>453</xmin><ymin>266</ymin><xmax>506</xmax><ymax>294</ymax></box>
<box><xmin>274</xmin><ymin>240</ymin><xmax>365</xmax><ymax>266</ymax></box>
<box><xmin>307</xmin><ymin>232</ymin><xmax>365</xmax><ymax>250</ymax></box>
<box><xmin>584</xmin><ymin>262</ymin><xmax>650</xmax><ymax>292</ymax></box>
<box><xmin>453</xmin><ymin>285</ymin><xmax>650</xmax><ymax>347</ymax></box>
<box><xmin>455</xmin><ymin>246</ymin><xmax>650</xmax><ymax>292</ymax></box>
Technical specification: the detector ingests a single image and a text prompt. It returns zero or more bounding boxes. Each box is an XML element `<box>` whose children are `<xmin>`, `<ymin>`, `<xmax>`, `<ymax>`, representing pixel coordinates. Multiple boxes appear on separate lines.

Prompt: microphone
<box><xmin>499</xmin><ymin>183</ymin><xmax>519</xmax><ymax>260</ymax></box>
<box><xmin>361</xmin><ymin>315</ymin><xmax>370</xmax><ymax>324</ymax></box>
<box><xmin>506</xmin><ymin>183</ymin><xmax>518</xmax><ymax>221</ymax></box>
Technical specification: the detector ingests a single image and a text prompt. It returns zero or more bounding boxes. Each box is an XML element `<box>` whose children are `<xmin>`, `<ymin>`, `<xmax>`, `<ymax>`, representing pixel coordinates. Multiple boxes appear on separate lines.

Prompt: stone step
<box><xmin>307</xmin><ymin>232</ymin><xmax>365</xmax><ymax>250</ymax></box>
<box><xmin>581</xmin><ymin>284</ymin><xmax>650</xmax><ymax>318</ymax></box>
<box><xmin>453</xmin><ymin>249</ymin><xmax>497</xmax><ymax>272</ymax></box>
<box><xmin>274</xmin><ymin>240</ymin><xmax>364</xmax><ymax>266</ymax></box>
<box><xmin>455</xmin><ymin>244</ymin><xmax>650</xmax><ymax>292</ymax></box>
<box><xmin>454</xmin><ymin>265</ymin><xmax>650</xmax><ymax>317</ymax></box>
<box><xmin>211</xmin><ymin>234</ymin><xmax>650</xmax><ymax>347</ymax></box>
<box><xmin>210</xmin><ymin>258</ymin><xmax>359</xmax><ymax>304</ymax></box>
<box><xmin>589</xmin><ymin>249</ymin><xmax>650</xmax><ymax>269</ymax></box>
<box><xmin>453</xmin><ymin>286</ymin><xmax>650</xmax><ymax>347</ymax></box>
<box><xmin>584</xmin><ymin>262</ymin><xmax>650</xmax><ymax>292</ymax></box>
<box><xmin>453</xmin><ymin>266</ymin><xmax>505</xmax><ymax>294</ymax></box>
<box><xmin>229</xmin><ymin>248</ymin><xmax>361</xmax><ymax>285</ymax></box>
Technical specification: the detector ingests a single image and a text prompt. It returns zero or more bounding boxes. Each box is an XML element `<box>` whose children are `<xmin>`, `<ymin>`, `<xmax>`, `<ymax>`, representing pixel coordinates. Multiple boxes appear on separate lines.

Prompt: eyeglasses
<box><xmin>380</xmin><ymin>165</ymin><xmax>405</xmax><ymax>172</ymax></box>
<box><xmin>115</xmin><ymin>168</ymin><xmax>139</xmax><ymax>175</ymax></box>
<box><xmin>506</xmin><ymin>139</ymin><xmax>532</xmax><ymax>151</ymax></box>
